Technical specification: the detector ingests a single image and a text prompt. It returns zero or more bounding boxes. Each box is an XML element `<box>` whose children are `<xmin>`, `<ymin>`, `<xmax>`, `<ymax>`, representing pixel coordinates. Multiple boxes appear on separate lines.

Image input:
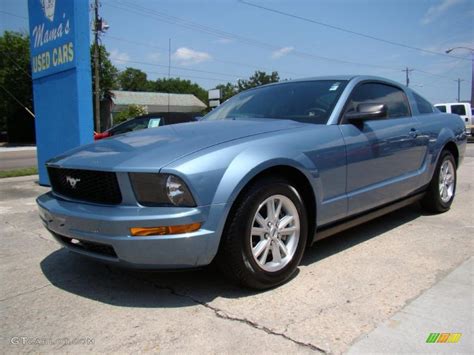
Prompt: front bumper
<box><xmin>37</xmin><ymin>192</ymin><xmax>227</xmax><ymax>269</ymax></box>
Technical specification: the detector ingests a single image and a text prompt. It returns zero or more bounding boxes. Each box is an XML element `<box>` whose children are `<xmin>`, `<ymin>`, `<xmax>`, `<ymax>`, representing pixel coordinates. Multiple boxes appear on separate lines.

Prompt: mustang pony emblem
<box><xmin>65</xmin><ymin>176</ymin><xmax>81</xmax><ymax>189</ymax></box>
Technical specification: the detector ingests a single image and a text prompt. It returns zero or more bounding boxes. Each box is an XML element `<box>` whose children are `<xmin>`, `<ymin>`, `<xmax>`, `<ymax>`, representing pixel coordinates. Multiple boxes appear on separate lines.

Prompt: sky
<box><xmin>1</xmin><ymin>0</ymin><xmax>473</xmax><ymax>103</ymax></box>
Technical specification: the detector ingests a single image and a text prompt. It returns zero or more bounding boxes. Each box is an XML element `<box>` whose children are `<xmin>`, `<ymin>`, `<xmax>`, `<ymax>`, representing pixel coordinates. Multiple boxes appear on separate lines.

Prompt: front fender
<box><xmin>162</xmin><ymin>125</ymin><xmax>345</xmax><ymax>262</ymax></box>
<box><xmin>212</xmin><ymin>146</ymin><xmax>319</xmax><ymax>206</ymax></box>
<box><xmin>206</xmin><ymin>145</ymin><xmax>320</xmax><ymax>261</ymax></box>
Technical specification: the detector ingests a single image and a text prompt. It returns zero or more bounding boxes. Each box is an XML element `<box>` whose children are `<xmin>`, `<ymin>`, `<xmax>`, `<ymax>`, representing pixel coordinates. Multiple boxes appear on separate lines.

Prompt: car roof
<box><xmin>133</xmin><ymin>112</ymin><xmax>195</xmax><ymax>119</ymax></box>
<box><xmin>255</xmin><ymin>75</ymin><xmax>406</xmax><ymax>89</ymax></box>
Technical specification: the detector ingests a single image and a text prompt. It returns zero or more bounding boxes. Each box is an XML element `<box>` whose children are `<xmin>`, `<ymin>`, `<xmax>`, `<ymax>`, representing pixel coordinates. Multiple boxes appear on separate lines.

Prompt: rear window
<box><xmin>435</xmin><ymin>105</ymin><xmax>447</xmax><ymax>113</ymax></box>
<box><xmin>451</xmin><ymin>104</ymin><xmax>466</xmax><ymax>115</ymax></box>
<box><xmin>413</xmin><ymin>92</ymin><xmax>434</xmax><ymax>114</ymax></box>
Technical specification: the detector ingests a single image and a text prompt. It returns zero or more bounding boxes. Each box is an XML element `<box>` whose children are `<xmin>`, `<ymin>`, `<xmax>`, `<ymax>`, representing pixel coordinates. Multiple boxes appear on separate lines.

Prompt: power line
<box><xmin>103</xmin><ymin>1</ymin><xmax>402</xmax><ymax>72</ymax></box>
<box><xmin>0</xmin><ymin>85</ymin><xmax>35</xmax><ymax>118</ymax></box>
<box><xmin>0</xmin><ymin>10</ymin><xmax>27</xmax><ymax>20</ymax></box>
<box><xmin>4</xmin><ymin>55</ymin><xmax>32</xmax><ymax>79</ymax></box>
<box><xmin>104</xmin><ymin>1</ymin><xmax>460</xmax><ymax>83</ymax></box>
<box><xmin>118</xmin><ymin>67</ymin><xmax>236</xmax><ymax>83</ymax></box>
<box><xmin>108</xmin><ymin>33</ymin><xmax>412</xmax><ymax>86</ymax></box>
<box><xmin>110</xmin><ymin>0</ymin><xmax>462</xmax><ymax>82</ymax></box>
<box><xmin>146</xmin><ymin>71</ymin><xmax>231</xmax><ymax>82</ymax></box>
<box><xmin>115</xmin><ymin>58</ymin><xmax>246</xmax><ymax>79</ymax></box>
<box><xmin>238</xmin><ymin>0</ymin><xmax>469</xmax><ymax>62</ymax></box>
<box><xmin>106</xmin><ymin>34</ymin><xmax>306</xmax><ymax>77</ymax></box>
<box><xmin>418</xmin><ymin>58</ymin><xmax>468</xmax><ymax>86</ymax></box>
<box><xmin>415</xmin><ymin>68</ymin><xmax>462</xmax><ymax>80</ymax></box>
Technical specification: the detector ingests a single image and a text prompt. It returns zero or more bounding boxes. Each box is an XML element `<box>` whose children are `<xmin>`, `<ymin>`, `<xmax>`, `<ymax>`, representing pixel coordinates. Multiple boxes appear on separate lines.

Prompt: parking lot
<box><xmin>1</xmin><ymin>144</ymin><xmax>472</xmax><ymax>354</ymax></box>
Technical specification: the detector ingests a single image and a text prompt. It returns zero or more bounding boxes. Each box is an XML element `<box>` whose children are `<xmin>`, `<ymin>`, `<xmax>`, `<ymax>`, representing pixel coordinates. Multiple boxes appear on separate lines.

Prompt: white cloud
<box><xmin>271</xmin><ymin>46</ymin><xmax>294</xmax><ymax>59</ymax></box>
<box><xmin>421</xmin><ymin>0</ymin><xmax>463</xmax><ymax>25</ymax></box>
<box><xmin>172</xmin><ymin>47</ymin><xmax>211</xmax><ymax>65</ymax></box>
<box><xmin>109</xmin><ymin>49</ymin><xmax>130</xmax><ymax>64</ymax></box>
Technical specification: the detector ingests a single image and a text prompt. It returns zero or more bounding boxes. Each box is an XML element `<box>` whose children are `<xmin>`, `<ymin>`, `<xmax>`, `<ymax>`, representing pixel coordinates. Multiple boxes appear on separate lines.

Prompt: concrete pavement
<box><xmin>348</xmin><ymin>258</ymin><xmax>473</xmax><ymax>354</ymax></box>
<box><xmin>1</xmin><ymin>145</ymin><xmax>473</xmax><ymax>354</ymax></box>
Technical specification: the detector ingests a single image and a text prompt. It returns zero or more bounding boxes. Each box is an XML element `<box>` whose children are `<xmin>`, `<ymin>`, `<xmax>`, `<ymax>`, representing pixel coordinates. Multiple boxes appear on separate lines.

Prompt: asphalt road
<box><xmin>0</xmin><ymin>145</ymin><xmax>472</xmax><ymax>353</ymax></box>
<box><xmin>0</xmin><ymin>148</ymin><xmax>37</xmax><ymax>171</ymax></box>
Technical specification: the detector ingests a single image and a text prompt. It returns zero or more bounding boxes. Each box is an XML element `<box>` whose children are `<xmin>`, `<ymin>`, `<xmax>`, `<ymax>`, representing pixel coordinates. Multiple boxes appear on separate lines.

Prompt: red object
<box><xmin>94</xmin><ymin>131</ymin><xmax>111</xmax><ymax>141</ymax></box>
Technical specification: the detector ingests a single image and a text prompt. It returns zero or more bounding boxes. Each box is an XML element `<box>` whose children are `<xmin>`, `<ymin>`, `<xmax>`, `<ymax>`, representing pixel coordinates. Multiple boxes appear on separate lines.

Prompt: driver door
<box><xmin>339</xmin><ymin>82</ymin><xmax>426</xmax><ymax>216</ymax></box>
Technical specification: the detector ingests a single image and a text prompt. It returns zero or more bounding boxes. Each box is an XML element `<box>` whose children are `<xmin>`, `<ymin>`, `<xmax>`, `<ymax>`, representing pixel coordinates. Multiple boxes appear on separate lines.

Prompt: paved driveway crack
<box><xmin>125</xmin><ymin>270</ymin><xmax>329</xmax><ymax>353</ymax></box>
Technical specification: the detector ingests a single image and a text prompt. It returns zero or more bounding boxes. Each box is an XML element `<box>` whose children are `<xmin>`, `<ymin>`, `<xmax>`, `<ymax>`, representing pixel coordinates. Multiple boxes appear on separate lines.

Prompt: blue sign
<box><xmin>28</xmin><ymin>0</ymin><xmax>93</xmax><ymax>185</ymax></box>
<box><xmin>29</xmin><ymin>0</ymin><xmax>77</xmax><ymax>79</ymax></box>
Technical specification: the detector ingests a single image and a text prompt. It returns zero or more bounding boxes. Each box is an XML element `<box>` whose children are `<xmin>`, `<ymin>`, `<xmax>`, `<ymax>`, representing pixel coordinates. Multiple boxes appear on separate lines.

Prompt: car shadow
<box><xmin>40</xmin><ymin>203</ymin><xmax>424</xmax><ymax>308</ymax></box>
<box><xmin>301</xmin><ymin>202</ymin><xmax>424</xmax><ymax>266</ymax></box>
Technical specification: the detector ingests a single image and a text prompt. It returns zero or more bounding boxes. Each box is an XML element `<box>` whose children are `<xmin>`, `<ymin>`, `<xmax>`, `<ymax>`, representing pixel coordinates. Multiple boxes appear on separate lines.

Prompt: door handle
<box><xmin>409</xmin><ymin>128</ymin><xmax>418</xmax><ymax>138</ymax></box>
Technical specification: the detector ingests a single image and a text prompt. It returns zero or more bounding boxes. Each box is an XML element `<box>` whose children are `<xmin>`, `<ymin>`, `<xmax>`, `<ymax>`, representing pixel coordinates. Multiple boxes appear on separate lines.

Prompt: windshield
<box><xmin>204</xmin><ymin>80</ymin><xmax>347</xmax><ymax>124</ymax></box>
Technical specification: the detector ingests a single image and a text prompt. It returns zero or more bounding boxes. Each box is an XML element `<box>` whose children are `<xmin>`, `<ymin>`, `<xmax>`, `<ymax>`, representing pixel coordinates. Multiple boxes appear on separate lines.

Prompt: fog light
<box><xmin>130</xmin><ymin>222</ymin><xmax>201</xmax><ymax>237</ymax></box>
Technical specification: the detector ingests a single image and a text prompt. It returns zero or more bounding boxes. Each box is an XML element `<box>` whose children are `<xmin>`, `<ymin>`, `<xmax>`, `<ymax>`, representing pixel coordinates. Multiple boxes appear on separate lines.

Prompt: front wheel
<box><xmin>421</xmin><ymin>150</ymin><xmax>457</xmax><ymax>213</ymax></box>
<box><xmin>216</xmin><ymin>177</ymin><xmax>308</xmax><ymax>289</ymax></box>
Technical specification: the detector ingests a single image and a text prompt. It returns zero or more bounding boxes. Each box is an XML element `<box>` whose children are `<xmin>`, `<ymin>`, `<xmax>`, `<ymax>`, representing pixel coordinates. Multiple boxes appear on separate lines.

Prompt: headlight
<box><xmin>129</xmin><ymin>173</ymin><xmax>196</xmax><ymax>207</ymax></box>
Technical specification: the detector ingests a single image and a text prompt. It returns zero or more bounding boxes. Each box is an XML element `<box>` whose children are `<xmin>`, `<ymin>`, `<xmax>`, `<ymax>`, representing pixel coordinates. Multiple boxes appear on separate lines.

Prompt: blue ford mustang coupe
<box><xmin>37</xmin><ymin>76</ymin><xmax>466</xmax><ymax>289</ymax></box>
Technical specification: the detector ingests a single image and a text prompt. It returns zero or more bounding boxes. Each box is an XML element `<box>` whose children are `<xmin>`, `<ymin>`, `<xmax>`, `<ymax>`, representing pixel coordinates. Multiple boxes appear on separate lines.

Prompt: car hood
<box><xmin>47</xmin><ymin>119</ymin><xmax>305</xmax><ymax>171</ymax></box>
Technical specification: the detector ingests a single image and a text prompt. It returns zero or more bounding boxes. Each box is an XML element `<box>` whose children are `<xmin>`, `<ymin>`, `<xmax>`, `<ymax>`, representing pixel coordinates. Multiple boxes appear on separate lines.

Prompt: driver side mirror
<box><xmin>344</xmin><ymin>103</ymin><xmax>388</xmax><ymax>122</ymax></box>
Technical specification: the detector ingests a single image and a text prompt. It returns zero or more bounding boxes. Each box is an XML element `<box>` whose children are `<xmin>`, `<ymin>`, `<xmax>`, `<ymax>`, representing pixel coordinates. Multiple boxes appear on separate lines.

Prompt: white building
<box><xmin>110</xmin><ymin>90</ymin><xmax>207</xmax><ymax>113</ymax></box>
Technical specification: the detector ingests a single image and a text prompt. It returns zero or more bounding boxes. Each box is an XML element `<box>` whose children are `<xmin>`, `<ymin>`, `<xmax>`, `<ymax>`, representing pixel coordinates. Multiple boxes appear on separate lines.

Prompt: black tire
<box><xmin>216</xmin><ymin>177</ymin><xmax>308</xmax><ymax>290</ymax></box>
<box><xmin>421</xmin><ymin>150</ymin><xmax>457</xmax><ymax>213</ymax></box>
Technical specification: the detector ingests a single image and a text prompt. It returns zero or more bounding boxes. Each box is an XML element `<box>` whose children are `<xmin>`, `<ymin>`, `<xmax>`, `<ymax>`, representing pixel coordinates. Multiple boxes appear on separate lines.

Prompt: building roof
<box><xmin>110</xmin><ymin>90</ymin><xmax>207</xmax><ymax>113</ymax></box>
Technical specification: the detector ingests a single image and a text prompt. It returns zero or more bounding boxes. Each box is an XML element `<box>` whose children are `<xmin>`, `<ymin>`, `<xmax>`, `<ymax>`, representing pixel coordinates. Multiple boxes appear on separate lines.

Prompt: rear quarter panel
<box><xmin>415</xmin><ymin>112</ymin><xmax>466</xmax><ymax>185</ymax></box>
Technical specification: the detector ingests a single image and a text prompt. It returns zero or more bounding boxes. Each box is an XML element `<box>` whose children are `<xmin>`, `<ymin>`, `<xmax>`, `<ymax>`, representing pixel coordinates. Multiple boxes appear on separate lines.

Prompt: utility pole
<box><xmin>446</xmin><ymin>47</ymin><xmax>474</xmax><ymax>106</ymax></box>
<box><xmin>167</xmin><ymin>38</ymin><xmax>171</xmax><ymax>113</ymax></box>
<box><xmin>403</xmin><ymin>67</ymin><xmax>414</xmax><ymax>87</ymax></box>
<box><xmin>455</xmin><ymin>78</ymin><xmax>464</xmax><ymax>102</ymax></box>
<box><xmin>168</xmin><ymin>38</ymin><xmax>171</xmax><ymax>79</ymax></box>
<box><xmin>93</xmin><ymin>0</ymin><xmax>101</xmax><ymax>132</ymax></box>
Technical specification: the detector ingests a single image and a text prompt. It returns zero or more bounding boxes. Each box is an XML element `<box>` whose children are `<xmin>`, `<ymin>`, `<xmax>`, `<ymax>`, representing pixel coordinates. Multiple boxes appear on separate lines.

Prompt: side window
<box><xmin>436</xmin><ymin>105</ymin><xmax>447</xmax><ymax>113</ymax></box>
<box><xmin>451</xmin><ymin>104</ymin><xmax>466</xmax><ymax>116</ymax></box>
<box><xmin>413</xmin><ymin>92</ymin><xmax>434</xmax><ymax>114</ymax></box>
<box><xmin>345</xmin><ymin>83</ymin><xmax>411</xmax><ymax>119</ymax></box>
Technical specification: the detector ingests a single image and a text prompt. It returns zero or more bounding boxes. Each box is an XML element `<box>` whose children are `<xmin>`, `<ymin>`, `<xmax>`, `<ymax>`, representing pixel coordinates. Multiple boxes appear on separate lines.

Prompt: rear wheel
<box><xmin>421</xmin><ymin>150</ymin><xmax>457</xmax><ymax>213</ymax></box>
<box><xmin>216</xmin><ymin>177</ymin><xmax>308</xmax><ymax>289</ymax></box>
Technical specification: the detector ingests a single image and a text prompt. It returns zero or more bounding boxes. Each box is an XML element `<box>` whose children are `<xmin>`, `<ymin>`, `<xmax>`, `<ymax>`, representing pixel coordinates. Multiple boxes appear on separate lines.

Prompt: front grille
<box><xmin>48</xmin><ymin>167</ymin><xmax>122</xmax><ymax>205</ymax></box>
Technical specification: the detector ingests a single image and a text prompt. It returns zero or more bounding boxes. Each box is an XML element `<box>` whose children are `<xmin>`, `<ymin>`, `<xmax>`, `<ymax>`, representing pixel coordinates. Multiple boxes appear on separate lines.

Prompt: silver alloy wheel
<box><xmin>439</xmin><ymin>159</ymin><xmax>455</xmax><ymax>203</ymax></box>
<box><xmin>250</xmin><ymin>194</ymin><xmax>300</xmax><ymax>272</ymax></box>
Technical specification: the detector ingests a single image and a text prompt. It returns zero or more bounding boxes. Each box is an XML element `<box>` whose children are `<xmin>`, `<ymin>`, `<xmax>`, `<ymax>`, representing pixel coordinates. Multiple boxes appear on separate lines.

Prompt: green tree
<box><xmin>237</xmin><ymin>70</ymin><xmax>280</xmax><ymax>91</ymax></box>
<box><xmin>0</xmin><ymin>31</ymin><xmax>33</xmax><ymax>137</ymax></box>
<box><xmin>114</xmin><ymin>104</ymin><xmax>148</xmax><ymax>124</ymax></box>
<box><xmin>90</xmin><ymin>44</ymin><xmax>119</xmax><ymax>99</ymax></box>
<box><xmin>118</xmin><ymin>67</ymin><xmax>149</xmax><ymax>91</ymax></box>
<box><xmin>150</xmin><ymin>77</ymin><xmax>208</xmax><ymax>104</ymax></box>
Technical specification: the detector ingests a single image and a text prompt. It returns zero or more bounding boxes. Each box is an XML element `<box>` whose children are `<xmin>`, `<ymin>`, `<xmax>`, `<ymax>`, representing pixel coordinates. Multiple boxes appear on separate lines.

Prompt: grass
<box><xmin>0</xmin><ymin>167</ymin><xmax>38</xmax><ymax>178</ymax></box>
